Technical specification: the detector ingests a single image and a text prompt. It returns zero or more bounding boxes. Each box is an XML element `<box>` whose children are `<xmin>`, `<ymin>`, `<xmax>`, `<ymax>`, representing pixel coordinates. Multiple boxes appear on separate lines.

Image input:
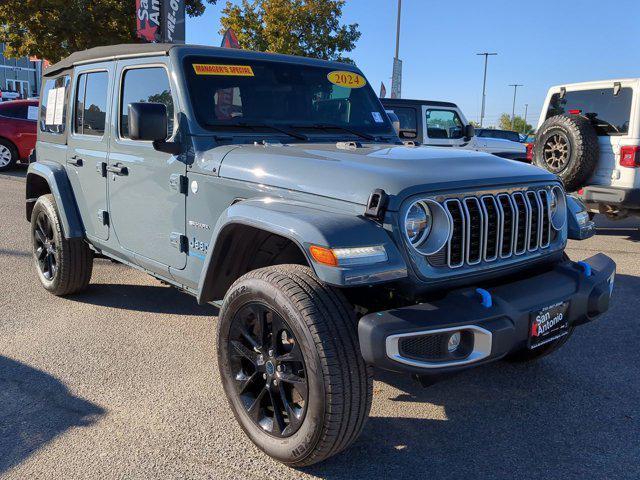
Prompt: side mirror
<box><xmin>464</xmin><ymin>124</ymin><xmax>475</xmax><ymax>140</ymax></box>
<box><xmin>399</xmin><ymin>129</ymin><xmax>417</xmax><ymax>140</ymax></box>
<box><xmin>128</xmin><ymin>102</ymin><xmax>167</xmax><ymax>141</ymax></box>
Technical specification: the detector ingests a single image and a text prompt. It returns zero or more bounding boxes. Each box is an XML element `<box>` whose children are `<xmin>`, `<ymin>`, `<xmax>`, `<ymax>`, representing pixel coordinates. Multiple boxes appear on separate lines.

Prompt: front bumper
<box><xmin>358</xmin><ymin>254</ymin><xmax>616</xmax><ymax>374</ymax></box>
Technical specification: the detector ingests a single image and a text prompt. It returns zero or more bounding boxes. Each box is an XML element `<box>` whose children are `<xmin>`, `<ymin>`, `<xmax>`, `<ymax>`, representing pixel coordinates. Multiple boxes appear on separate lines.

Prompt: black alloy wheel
<box><xmin>33</xmin><ymin>210</ymin><xmax>58</xmax><ymax>280</ymax></box>
<box><xmin>227</xmin><ymin>302</ymin><xmax>308</xmax><ymax>438</ymax></box>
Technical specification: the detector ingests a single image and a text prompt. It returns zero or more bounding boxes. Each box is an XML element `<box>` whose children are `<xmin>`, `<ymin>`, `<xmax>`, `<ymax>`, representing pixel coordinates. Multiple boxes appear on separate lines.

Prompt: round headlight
<box><xmin>550</xmin><ymin>186</ymin><xmax>567</xmax><ymax>230</ymax></box>
<box><xmin>405</xmin><ymin>202</ymin><xmax>432</xmax><ymax>245</ymax></box>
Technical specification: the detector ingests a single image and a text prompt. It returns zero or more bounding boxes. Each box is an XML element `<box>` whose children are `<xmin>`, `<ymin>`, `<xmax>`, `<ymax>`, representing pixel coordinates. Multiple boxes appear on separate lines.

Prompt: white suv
<box><xmin>536</xmin><ymin>79</ymin><xmax>640</xmax><ymax>219</ymax></box>
<box><xmin>381</xmin><ymin>98</ymin><xmax>528</xmax><ymax>162</ymax></box>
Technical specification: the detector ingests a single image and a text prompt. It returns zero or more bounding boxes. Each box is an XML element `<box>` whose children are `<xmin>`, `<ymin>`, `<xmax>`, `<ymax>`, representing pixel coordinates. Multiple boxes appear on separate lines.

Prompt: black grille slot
<box><xmin>399</xmin><ymin>334</ymin><xmax>448</xmax><ymax>361</ymax></box>
<box><xmin>513</xmin><ymin>193</ymin><xmax>528</xmax><ymax>254</ymax></box>
<box><xmin>464</xmin><ymin>198</ymin><xmax>483</xmax><ymax>264</ymax></box>
<box><xmin>526</xmin><ymin>191</ymin><xmax>541</xmax><ymax>250</ymax></box>
<box><xmin>539</xmin><ymin>191</ymin><xmax>551</xmax><ymax>247</ymax></box>
<box><xmin>445</xmin><ymin>200</ymin><xmax>465</xmax><ymax>267</ymax></box>
<box><xmin>481</xmin><ymin>196</ymin><xmax>499</xmax><ymax>261</ymax></box>
<box><xmin>498</xmin><ymin>194</ymin><xmax>514</xmax><ymax>257</ymax></box>
<box><xmin>434</xmin><ymin>188</ymin><xmax>554</xmax><ymax>269</ymax></box>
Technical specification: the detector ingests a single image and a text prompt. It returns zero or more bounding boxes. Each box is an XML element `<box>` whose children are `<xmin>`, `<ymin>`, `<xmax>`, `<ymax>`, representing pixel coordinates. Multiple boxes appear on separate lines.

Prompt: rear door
<box><xmin>107</xmin><ymin>59</ymin><xmax>186</xmax><ymax>270</ymax></box>
<box><xmin>65</xmin><ymin>64</ymin><xmax>113</xmax><ymax>241</ymax></box>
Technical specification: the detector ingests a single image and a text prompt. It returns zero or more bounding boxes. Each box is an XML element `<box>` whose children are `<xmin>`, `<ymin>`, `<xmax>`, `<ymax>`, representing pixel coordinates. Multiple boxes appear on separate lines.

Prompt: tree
<box><xmin>220</xmin><ymin>0</ymin><xmax>360</xmax><ymax>61</ymax></box>
<box><xmin>0</xmin><ymin>0</ymin><xmax>217</xmax><ymax>63</ymax></box>
<box><xmin>498</xmin><ymin>113</ymin><xmax>533</xmax><ymax>134</ymax></box>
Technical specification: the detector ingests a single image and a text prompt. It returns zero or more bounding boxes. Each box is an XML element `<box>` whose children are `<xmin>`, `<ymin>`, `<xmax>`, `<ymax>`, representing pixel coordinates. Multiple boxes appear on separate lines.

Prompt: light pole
<box><xmin>390</xmin><ymin>0</ymin><xmax>403</xmax><ymax>98</ymax></box>
<box><xmin>476</xmin><ymin>52</ymin><xmax>497</xmax><ymax>127</ymax></box>
<box><xmin>524</xmin><ymin>103</ymin><xmax>529</xmax><ymax>129</ymax></box>
<box><xmin>509</xmin><ymin>84</ymin><xmax>523</xmax><ymax>130</ymax></box>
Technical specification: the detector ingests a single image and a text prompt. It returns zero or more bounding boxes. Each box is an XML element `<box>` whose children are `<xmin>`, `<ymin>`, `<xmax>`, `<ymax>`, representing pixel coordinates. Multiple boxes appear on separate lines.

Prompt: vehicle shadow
<box><xmin>0</xmin><ymin>355</ymin><xmax>105</xmax><ymax>475</ymax></box>
<box><xmin>0</xmin><ymin>165</ymin><xmax>27</xmax><ymax>180</ymax></box>
<box><xmin>596</xmin><ymin>228</ymin><xmax>640</xmax><ymax>242</ymax></box>
<box><xmin>304</xmin><ymin>273</ymin><xmax>640</xmax><ymax>480</ymax></box>
<box><xmin>70</xmin><ymin>282</ymin><xmax>218</xmax><ymax>316</ymax></box>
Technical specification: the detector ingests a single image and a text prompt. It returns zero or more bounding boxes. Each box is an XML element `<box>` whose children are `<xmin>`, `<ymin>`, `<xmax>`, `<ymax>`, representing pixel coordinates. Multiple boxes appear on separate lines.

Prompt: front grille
<box><xmin>443</xmin><ymin>188</ymin><xmax>553</xmax><ymax>269</ymax></box>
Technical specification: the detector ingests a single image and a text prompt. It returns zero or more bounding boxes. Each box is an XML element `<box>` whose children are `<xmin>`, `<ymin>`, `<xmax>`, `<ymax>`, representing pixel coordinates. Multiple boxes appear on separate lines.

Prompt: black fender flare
<box><xmin>26</xmin><ymin>160</ymin><xmax>84</xmax><ymax>238</ymax></box>
<box><xmin>196</xmin><ymin>198</ymin><xmax>408</xmax><ymax>304</ymax></box>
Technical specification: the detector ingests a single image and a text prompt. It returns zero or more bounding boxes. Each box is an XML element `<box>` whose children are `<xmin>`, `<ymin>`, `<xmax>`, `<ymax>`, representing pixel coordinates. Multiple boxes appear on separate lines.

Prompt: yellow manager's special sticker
<box><xmin>193</xmin><ymin>64</ymin><xmax>255</xmax><ymax>76</ymax></box>
<box><xmin>327</xmin><ymin>70</ymin><xmax>367</xmax><ymax>88</ymax></box>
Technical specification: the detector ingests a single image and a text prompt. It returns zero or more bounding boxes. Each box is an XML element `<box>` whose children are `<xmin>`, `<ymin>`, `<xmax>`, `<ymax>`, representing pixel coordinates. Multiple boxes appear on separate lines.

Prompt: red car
<box><xmin>0</xmin><ymin>99</ymin><xmax>38</xmax><ymax>171</ymax></box>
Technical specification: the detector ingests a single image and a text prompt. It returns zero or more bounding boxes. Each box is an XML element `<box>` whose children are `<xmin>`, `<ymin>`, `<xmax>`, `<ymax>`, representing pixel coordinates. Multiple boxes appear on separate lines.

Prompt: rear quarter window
<box><xmin>546</xmin><ymin>88</ymin><xmax>633</xmax><ymax>136</ymax></box>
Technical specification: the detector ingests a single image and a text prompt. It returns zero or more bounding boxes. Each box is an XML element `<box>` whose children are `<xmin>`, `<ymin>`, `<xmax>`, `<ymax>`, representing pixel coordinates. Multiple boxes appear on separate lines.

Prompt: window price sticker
<box><xmin>327</xmin><ymin>71</ymin><xmax>367</xmax><ymax>89</ymax></box>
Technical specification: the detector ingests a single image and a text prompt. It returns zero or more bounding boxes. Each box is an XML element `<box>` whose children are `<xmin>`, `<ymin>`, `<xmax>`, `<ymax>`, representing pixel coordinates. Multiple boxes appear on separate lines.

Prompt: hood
<box><xmin>481</xmin><ymin>137</ymin><xmax>526</xmax><ymax>151</ymax></box>
<box><xmin>218</xmin><ymin>143</ymin><xmax>556</xmax><ymax>210</ymax></box>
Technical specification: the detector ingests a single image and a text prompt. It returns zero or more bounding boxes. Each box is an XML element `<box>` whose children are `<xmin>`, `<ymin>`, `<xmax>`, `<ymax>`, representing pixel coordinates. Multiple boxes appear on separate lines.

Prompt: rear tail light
<box><xmin>525</xmin><ymin>143</ymin><xmax>533</xmax><ymax>162</ymax></box>
<box><xmin>620</xmin><ymin>146</ymin><xmax>640</xmax><ymax>168</ymax></box>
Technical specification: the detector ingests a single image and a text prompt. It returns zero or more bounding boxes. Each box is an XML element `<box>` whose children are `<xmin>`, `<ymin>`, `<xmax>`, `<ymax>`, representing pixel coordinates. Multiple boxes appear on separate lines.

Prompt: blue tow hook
<box><xmin>476</xmin><ymin>288</ymin><xmax>493</xmax><ymax>308</ymax></box>
<box><xmin>577</xmin><ymin>261</ymin><xmax>592</xmax><ymax>277</ymax></box>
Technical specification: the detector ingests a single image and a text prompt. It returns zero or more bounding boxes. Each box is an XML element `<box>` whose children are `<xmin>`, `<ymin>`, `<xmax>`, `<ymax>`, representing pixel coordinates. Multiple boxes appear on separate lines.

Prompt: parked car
<box><xmin>476</xmin><ymin>128</ymin><xmax>521</xmax><ymax>143</ymax></box>
<box><xmin>535</xmin><ymin>79</ymin><xmax>640</xmax><ymax>219</ymax></box>
<box><xmin>27</xmin><ymin>44</ymin><xmax>615</xmax><ymax>467</ymax></box>
<box><xmin>0</xmin><ymin>99</ymin><xmax>38</xmax><ymax>171</ymax></box>
<box><xmin>381</xmin><ymin>98</ymin><xmax>528</xmax><ymax>161</ymax></box>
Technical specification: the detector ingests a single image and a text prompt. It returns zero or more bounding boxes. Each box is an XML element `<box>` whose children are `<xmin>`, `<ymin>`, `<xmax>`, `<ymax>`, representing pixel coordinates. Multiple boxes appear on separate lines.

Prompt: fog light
<box><xmin>447</xmin><ymin>332</ymin><xmax>461</xmax><ymax>352</ymax></box>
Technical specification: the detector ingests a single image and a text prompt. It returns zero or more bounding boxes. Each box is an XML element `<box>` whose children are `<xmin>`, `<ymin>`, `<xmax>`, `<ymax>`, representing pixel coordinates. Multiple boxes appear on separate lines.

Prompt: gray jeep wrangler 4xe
<box><xmin>26</xmin><ymin>44</ymin><xmax>616</xmax><ymax>466</ymax></box>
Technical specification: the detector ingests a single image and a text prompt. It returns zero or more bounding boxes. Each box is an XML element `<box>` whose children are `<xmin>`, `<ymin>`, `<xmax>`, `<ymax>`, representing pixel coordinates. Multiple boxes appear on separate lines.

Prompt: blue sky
<box><xmin>187</xmin><ymin>0</ymin><xmax>640</xmax><ymax>128</ymax></box>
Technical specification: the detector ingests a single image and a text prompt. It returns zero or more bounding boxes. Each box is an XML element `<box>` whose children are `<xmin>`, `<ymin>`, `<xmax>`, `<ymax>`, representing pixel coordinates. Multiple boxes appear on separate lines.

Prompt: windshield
<box><xmin>183</xmin><ymin>56</ymin><xmax>395</xmax><ymax>140</ymax></box>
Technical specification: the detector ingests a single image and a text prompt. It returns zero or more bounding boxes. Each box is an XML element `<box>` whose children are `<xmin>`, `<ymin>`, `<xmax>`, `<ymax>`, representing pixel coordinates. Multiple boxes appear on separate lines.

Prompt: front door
<box><xmin>66</xmin><ymin>64</ymin><xmax>112</xmax><ymax>241</ymax></box>
<box><xmin>422</xmin><ymin>106</ymin><xmax>466</xmax><ymax>148</ymax></box>
<box><xmin>108</xmin><ymin>61</ymin><xmax>186</xmax><ymax>270</ymax></box>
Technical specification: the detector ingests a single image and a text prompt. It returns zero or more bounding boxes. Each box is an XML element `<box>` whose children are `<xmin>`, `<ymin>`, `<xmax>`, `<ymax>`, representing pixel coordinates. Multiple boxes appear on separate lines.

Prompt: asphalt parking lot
<box><xmin>1</xmin><ymin>168</ymin><xmax>639</xmax><ymax>480</ymax></box>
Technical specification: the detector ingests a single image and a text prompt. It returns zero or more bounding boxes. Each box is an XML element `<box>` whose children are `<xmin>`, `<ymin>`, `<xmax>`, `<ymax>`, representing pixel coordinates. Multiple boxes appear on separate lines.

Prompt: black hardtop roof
<box><xmin>44</xmin><ymin>43</ymin><xmax>358</xmax><ymax>77</ymax></box>
<box><xmin>380</xmin><ymin>98</ymin><xmax>458</xmax><ymax>108</ymax></box>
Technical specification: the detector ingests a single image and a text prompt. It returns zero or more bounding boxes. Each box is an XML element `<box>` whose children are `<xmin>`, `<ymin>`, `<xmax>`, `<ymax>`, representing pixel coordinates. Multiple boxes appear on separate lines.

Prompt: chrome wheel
<box><xmin>0</xmin><ymin>144</ymin><xmax>12</xmax><ymax>168</ymax></box>
<box><xmin>542</xmin><ymin>132</ymin><xmax>571</xmax><ymax>172</ymax></box>
<box><xmin>227</xmin><ymin>302</ymin><xmax>308</xmax><ymax>438</ymax></box>
<box><xmin>33</xmin><ymin>211</ymin><xmax>58</xmax><ymax>281</ymax></box>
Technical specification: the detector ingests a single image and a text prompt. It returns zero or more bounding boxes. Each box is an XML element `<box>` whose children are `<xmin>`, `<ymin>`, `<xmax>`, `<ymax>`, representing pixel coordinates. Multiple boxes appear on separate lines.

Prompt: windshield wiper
<box><xmin>205</xmin><ymin>121</ymin><xmax>309</xmax><ymax>141</ymax></box>
<box><xmin>290</xmin><ymin>123</ymin><xmax>397</xmax><ymax>143</ymax></box>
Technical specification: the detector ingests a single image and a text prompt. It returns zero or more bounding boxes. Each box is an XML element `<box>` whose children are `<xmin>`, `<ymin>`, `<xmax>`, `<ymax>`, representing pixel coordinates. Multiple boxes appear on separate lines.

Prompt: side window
<box><xmin>426</xmin><ymin>109</ymin><xmax>464</xmax><ymax>139</ymax></box>
<box><xmin>0</xmin><ymin>103</ymin><xmax>28</xmax><ymax>119</ymax></box>
<box><xmin>120</xmin><ymin>67</ymin><xmax>174</xmax><ymax>139</ymax></box>
<box><xmin>40</xmin><ymin>75</ymin><xmax>70</xmax><ymax>134</ymax></box>
<box><xmin>74</xmin><ymin>71</ymin><xmax>109</xmax><ymax>137</ymax></box>
<box><xmin>393</xmin><ymin>107</ymin><xmax>418</xmax><ymax>139</ymax></box>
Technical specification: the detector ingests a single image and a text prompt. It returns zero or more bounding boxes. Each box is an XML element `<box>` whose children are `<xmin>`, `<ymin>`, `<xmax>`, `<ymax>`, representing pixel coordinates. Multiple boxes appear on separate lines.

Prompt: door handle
<box><xmin>106</xmin><ymin>164</ymin><xmax>128</xmax><ymax>176</ymax></box>
<box><xmin>69</xmin><ymin>155</ymin><xmax>83</xmax><ymax>167</ymax></box>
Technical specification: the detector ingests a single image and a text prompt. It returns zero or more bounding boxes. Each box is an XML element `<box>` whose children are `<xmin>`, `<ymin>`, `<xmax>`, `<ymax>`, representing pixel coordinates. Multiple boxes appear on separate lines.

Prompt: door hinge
<box><xmin>170</xmin><ymin>232</ymin><xmax>188</xmax><ymax>253</ymax></box>
<box><xmin>169</xmin><ymin>174</ymin><xmax>188</xmax><ymax>194</ymax></box>
<box><xmin>98</xmin><ymin>209</ymin><xmax>109</xmax><ymax>226</ymax></box>
<box><xmin>96</xmin><ymin>162</ymin><xmax>107</xmax><ymax>178</ymax></box>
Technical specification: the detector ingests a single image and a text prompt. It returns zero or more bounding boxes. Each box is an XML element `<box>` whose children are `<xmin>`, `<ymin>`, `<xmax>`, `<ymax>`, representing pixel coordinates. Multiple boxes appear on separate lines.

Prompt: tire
<box><xmin>533</xmin><ymin>114</ymin><xmax>599</xmax><ymax>192</ymax></box>
<box><xmin>217</xmin><ymin>264</ymin><xmax>373</xmax><ymax>467</ymax></box>
<box><xmin>0</xmin><ymin>138</ymin><xmax>18</xmax><ymax>171</ymax></box>
<box><xmin>505</xmin><ymin>327</ymin><xmax>574</xmax><ymax>362</ymax></box>
<box><xmin>31</xmin><ymin>194</ymin><xmax>93</xmax><ymax>295</ymax></box>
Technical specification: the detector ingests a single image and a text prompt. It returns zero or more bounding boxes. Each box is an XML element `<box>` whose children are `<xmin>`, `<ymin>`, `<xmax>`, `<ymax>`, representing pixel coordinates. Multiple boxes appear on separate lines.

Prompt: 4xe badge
<box><xmin>529</xmin><ymin>301</ymin><xmax>570</xmax><ymax>349</ymax></box>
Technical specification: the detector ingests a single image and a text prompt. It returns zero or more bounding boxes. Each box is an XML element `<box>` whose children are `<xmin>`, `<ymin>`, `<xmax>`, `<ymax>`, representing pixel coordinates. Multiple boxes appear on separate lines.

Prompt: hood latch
<box><xmin>364</xmin><ymin>189</ymin><xmax>389</xmax><ymax>221</ymax></box>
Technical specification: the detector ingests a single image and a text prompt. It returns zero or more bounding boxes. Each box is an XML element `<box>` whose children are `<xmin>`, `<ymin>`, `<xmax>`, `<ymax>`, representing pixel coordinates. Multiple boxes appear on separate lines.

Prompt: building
<box><xmin>0</xmin><ymin>43</ymin><xmax>43</xmax><ymax>99</ymax></box>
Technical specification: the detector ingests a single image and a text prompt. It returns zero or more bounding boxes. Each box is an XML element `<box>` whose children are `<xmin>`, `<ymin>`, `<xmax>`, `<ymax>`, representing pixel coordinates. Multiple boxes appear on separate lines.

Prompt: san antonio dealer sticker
<box><xmin>193</xmin><ymin>64</ymin><xmax>255</xmax><ymax>76</ymax></box>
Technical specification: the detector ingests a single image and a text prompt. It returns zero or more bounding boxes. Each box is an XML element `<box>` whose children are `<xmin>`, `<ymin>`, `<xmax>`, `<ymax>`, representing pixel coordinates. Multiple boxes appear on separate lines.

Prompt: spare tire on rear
<box><xmin>533</xmin><ymin>114</ymin><xmax>599</xmax><ymax>192</ymax></box>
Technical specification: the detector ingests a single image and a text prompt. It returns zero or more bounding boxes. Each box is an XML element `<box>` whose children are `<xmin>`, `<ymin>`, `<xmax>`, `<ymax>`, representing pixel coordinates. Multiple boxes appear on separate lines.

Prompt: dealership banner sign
<box><xmin>136</xmin><ymin>0</ymin><xmax>185</xmax><ymax>44</ymax></box>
